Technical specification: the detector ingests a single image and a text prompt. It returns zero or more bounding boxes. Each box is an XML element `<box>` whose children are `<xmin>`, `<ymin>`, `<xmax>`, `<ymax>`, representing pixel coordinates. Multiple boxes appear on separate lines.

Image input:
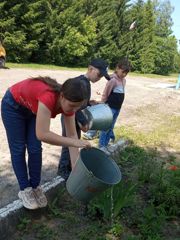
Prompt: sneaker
<box><xmin>99</xmin><ymin>146</ymin><xmax>111</xmax><ymax>156</ymax></box>
<box><xmin>107</xmin><ymin>145</ymin><xmax>116</xmax><ymax>153</ymax></box>
<box><xmin>109</xmin><ymin>138</ymin><xmax>115</xmax><ymax>144</ymax></box>
<box><xmin>33</xmin><ymin>186</ymin><xmax>48</xmax><ymax>208</ymax></box>
<box><xmin>18</xmin><ymin>187</ymin><xmax>39</xmax><ymax>210</ymax></box>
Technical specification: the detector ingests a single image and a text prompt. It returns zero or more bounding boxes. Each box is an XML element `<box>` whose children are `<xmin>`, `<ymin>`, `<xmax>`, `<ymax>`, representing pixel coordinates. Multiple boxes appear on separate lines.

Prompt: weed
<box><xmin>149</xmin><ymin>168</ymin><xmax>180</xmax><ymax>216</ymax></box>
<box><xmin>126</xmin><ymin>236</ymin><xmax>141</xmax><ymax>240</ymax></box>
<box><xmin>47</xmin><ymin>188</ymin><xmax>65</xmax><ymax>218</ymax></box>
<box><xmin>137</xmin><ymin>203</ymin><xmax>166</xmax><ymax>239</ymax></box>
<box><xmin>88</xmin><ymin>181</ymin><xmax>136</xmax><ymax>222</ymax></box>
<box><xmin>17</xmin><ymin>217</ymin><xmax>31</xmax><ymax>232</ymax></box>
<box><xmin>32</xmin><ymin>223</ymin><xmax>58</xmax><ymax>240</ymax></box>
<box><xmin>108</xmin><ymin>223</ymin><xmax>124</xmax><ymax>237</ymax></box>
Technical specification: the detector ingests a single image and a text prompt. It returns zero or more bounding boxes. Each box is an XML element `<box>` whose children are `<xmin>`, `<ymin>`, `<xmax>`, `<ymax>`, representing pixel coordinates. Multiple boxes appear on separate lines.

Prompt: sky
<box><xmin>170</xmin><ymin>0</ymin><xmax>180</xmax><ymax>45</ymax></box>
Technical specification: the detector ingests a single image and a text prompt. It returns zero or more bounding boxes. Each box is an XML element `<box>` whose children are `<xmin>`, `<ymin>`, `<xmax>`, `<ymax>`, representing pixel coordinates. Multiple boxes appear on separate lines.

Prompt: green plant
<box><xmin>149</xmin><ymin>167</ymin><xmax>180</xmax><ymax>216</ymax></box>
<box><xmin>138</xmin><ymin>203</ymin><xmax>166</xmax><ymax>239</ymax></box>
<box><xmin>17</xmin><ymin>217</ymin><xmax>31</xmax><ymax>232</ymax></box>
<box><xmin>47</xmin><ymin>188</ymin><xmax>65</xmax><ymax>218</ymax></box>
<box><xmin>109</xmin><ymin>223</ymin><xmax>124</xmax><ymax>237</ymax></box>
<box><xmin>136</xmin><ymin>154</ymin><xmax>159</xmax><ymax>184</ymax></box>
<box><xmin>88</xmin><ymin>181</ymin><xmax>136</xmax><ymax>222</ymax></box>
<box><xmin>76</xmin><ymin>223</ymin><xmax>108</xmax><ymax>240</ymax></box>
<box><xmin>33</xmin><ymin>223</ymin><xmax>57</xmax><ymax>240</ymax></box>
<box><xmin>126</xmin><ymin>235</ymin><xmax>141</xmax><ymax>240</ymax></box>
<box><xmin>115</xmin><ymin>143</ymin><xmax>179</xmax><ymax>239</ymax></box>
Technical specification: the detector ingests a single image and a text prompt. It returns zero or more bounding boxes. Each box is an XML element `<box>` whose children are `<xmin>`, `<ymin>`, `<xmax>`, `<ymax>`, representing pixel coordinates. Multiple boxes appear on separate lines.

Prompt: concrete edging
<box><xmin>0</xmin><ymin>176</ymin><xmax>65</xmax><ymax>240</ymax></box>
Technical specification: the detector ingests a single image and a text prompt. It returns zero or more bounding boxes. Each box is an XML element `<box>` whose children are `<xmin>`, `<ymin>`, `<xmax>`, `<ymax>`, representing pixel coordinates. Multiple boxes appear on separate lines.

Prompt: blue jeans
<box><xmin>1</xmin><ymin>90</ymin><xmax>42</xmax><ymax>190</ymax></box>
<box><xmin>99</xmin><ymin>108</ymin><xmax>120</xmax><ymax>148</ymax></box>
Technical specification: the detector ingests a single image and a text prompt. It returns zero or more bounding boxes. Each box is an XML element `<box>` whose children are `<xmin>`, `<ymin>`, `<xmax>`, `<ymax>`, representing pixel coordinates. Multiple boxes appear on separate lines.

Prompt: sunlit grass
<box><xmin>129</xmin><ymin>71</ymin><xmax>178</xmax><ymax>80</ymax></box>
<box><xmin>6</xmin><ymin>62</ymin><xmax>178</xmax><ymax>81</ymax></box>
<box><xmin>6</xmin><ymin>62</ymin><xmax>86</xmax><ymax>71</ymax></box>
<box><xmin>115</xmin><ymin>115</ymin><xmax>180</xmax><ymax>151</ymax></box>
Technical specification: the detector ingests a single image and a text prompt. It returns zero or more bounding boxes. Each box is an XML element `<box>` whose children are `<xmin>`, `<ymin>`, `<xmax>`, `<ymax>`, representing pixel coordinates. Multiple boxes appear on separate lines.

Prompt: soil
<box><xmin>0</xmin><ymin>68</ymin><xmax>180</xmax><ymax>209</ymax></box>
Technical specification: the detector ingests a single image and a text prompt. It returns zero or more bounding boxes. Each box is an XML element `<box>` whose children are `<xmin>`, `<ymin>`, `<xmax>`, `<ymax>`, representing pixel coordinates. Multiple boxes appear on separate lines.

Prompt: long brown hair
<box><xmin>32</xmin><ymin>76</ymin><xmax>89</xmax><ymax>102</ymax></box>
<box><xmin>32</xmin><ymin>76</ymin><xmax>61</xmax><ymax>92</ymax></box>
<box><xmin>61</xmin><ymin>76</ymin><xmax>89</xmax><ymax>102</ymax></box>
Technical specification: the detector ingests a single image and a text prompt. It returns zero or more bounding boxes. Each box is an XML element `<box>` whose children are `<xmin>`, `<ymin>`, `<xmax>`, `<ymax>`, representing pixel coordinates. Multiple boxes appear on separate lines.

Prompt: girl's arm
<box><xmin>63</xmin><ymin>114</ymin><xmax>81</xmax><ymax>169</ymax></box>
<box><xmin>36</xmin><ymin>102</ymin><xmax>91</xmax><ymax>151</ymax></box>
<box><xmin>101</xmin><ymin>80</ymin><xmax>115</xmax><ymax>102</ymax></box>
<box><xmin>123</xmin><ymin>78</ymin><xmax>126</xmax><ymax>88</ymax></box>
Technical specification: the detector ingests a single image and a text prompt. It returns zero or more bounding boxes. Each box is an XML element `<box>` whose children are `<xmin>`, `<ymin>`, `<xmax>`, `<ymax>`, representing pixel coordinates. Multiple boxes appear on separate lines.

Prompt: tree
<box><xmin>152</xmin><ymin>0</ymin><xmax>177</xmax><ymax>74</ymax></box>
<box><xmin>49</xmin><ymin>0</ymin><xmax>97</xmax><ymax>65</ymax></box>
<box><xmin>139</xmin><ymin>0</ymin><xmax>156</xmax><ymax>73</ymax></box>
<box><xmin>0</xmin><ymin>1</ymin><xmax>28</xmax><ymax>62</ymax></box>
<box><xmin>0</xmin><ymin>0</ymin><xmax>52</xmax><ymax>62</ymax></box>
<box><xmin>127</xmin><ymin>0</ymin><xmax>145</xmax><ymax>71</ymax></box>
<box><xmin>153</xmin><ymin>0</ymin><xmax>174</xmax><ymax>37</ymax></box>
<box><xmin>21</xmin><ymin>0</ymin><xmax>52</xmax><ymax>63</ymax></box>
<box><xmin>92</xmin><ymin>0</ymin><xmax>131</xmax><ymax>66</ymax></box>
<box><xmin>154</xmin><ymin>36</ymin><xmax>177</xmax><ymax>75</ymax></box>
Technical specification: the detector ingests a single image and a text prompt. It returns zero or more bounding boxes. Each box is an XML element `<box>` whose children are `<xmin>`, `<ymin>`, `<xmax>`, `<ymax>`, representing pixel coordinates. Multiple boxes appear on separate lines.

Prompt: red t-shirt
<box><xmin>10</xmin><ymin>78</ymin><xmax>74</xmax><ymax>118</ymax></box>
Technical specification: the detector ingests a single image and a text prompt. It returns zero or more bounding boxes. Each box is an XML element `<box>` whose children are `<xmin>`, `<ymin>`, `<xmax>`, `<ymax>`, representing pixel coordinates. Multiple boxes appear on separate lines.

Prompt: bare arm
<box><xmin>64</xmin><ymin>115</ymin><xmax>81</xmax><ymax>169</ymax></box>
<box><xmin>101</xmin><ymin>80</ymin><xmax>115</xmax><ymax>102</ymax></box>
<box><xmin>36</xmin><ymin>102</ymin><xmax>91</xmax><ymax>150</ymax></box>
<box><xmin>123</xmin><ymin>78</ymin><xmax>126</xmax><ymax>88</ymax></box>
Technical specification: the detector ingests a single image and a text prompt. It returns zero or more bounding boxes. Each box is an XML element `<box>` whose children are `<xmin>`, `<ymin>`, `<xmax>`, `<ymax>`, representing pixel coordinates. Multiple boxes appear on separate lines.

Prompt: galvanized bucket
<box><xmin>82</xmin><ymin>104</ymin><xmax>113</xmax><ymax>130</ymax></box>
<box><xmin>66</xmin><ymin>147</ymin><xmax>121</xmax><ymax>204</ymax></box>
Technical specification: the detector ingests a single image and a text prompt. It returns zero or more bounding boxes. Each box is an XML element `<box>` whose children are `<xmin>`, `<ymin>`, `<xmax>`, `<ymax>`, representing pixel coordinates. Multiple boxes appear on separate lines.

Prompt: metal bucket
<box><xmin>82</xmin><ymin>104</ymin><xmax>113</xmax><ymax>130</ymax></box>
<box><xmin>66</xmin><ymin>147</ymin><xmax>121</xmax><ymax>204</ymax></box>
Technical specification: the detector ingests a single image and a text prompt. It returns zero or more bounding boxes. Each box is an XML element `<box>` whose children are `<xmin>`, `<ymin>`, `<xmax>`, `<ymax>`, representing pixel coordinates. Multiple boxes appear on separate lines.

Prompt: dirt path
<box><xmin>0</xmin><ymin>68</ymin><xmax>180</xmax><ymax>208</ymax></box>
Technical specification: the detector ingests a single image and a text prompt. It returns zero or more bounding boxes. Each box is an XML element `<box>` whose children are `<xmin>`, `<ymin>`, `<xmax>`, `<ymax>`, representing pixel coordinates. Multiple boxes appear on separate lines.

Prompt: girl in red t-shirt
<box><xmin>1</xmin><ymin>76</ymin><xmax>91</xmax><ymax>210</ymax></box>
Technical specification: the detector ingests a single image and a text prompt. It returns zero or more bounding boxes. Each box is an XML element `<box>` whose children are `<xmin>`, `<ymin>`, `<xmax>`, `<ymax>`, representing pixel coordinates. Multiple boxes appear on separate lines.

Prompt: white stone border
<box><xmin>0</xmin><ymin>176</ymin><xmax>64</xmax><ymax>219</ymax></box>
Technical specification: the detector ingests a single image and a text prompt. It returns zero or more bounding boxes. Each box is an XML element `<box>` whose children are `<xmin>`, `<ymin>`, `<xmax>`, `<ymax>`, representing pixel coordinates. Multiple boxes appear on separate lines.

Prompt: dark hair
<box><xmin>116</xmin><ymin>58</ymin><xmax>131</xmax><ymax>73</ymax></box>
<box><xmin>32</xmin><ymin>76</ymin><xmax>61</xmax><ymax>92</ymax></box>
<box><xmin>61</xmin><ymin>76</ymin><xmax>89</xmax><ymax>102</ymax></box>
<box><xmin>32</xmin><ymin>76</ymin><xmax>89</xmax><ymax>102</ymax></box>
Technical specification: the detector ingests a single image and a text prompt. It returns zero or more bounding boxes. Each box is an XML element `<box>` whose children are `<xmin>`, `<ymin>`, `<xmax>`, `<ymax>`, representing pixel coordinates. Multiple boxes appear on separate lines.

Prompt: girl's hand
<box><xmin>80</xmin><ymin>124</ymin><xmax>89</xmax><ymax>132</ymax></box>
<box><xmin>75</xmin><ymin>139</ymin><xmax>92</xmax><ymax>148</ymax></box>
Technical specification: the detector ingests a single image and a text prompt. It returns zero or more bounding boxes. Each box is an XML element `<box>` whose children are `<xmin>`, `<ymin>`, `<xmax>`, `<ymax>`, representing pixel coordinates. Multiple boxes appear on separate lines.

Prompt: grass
<box><xmin>12</xmin><ymin>121</ymin><xmax>179</xmax><ymax>240</ymax></box>
<box><xmin>116</xmin><ymin>110</ymin><xmax>180</xmax><ymax>152</ymax></box>
<box><xmin>5</xmin><ymin>62</ymin><xmax>178</xmax><ymax>81</ymax></box>
<box><xmin>130</xmin><ymin>71</ymin><xmax>178</xmax><ymax>80</ymax></box>
<box><xmin>6</xmin><ymin>62</ymin><xmax>86</xmax><ymax>71</ymax></box>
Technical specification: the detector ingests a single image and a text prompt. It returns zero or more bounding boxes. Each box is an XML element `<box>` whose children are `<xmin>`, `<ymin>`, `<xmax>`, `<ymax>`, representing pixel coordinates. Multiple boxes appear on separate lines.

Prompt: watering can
<box><xmin>82</xmin><ymin>103</ymin><xmax>113</xmax><ymax>130</ymax></box>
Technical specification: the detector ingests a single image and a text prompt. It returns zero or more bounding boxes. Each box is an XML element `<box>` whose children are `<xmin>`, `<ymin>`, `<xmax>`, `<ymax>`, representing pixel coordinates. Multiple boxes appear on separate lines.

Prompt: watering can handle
<box><xmin>77</xmin><ymin>121</ymin><xmax>92</xmax><ymax>130</ymax></box>
<box><xmin>77</xmin><ymin>121</ymin><xmax>82</xmax><ymax>128</ymax></box>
